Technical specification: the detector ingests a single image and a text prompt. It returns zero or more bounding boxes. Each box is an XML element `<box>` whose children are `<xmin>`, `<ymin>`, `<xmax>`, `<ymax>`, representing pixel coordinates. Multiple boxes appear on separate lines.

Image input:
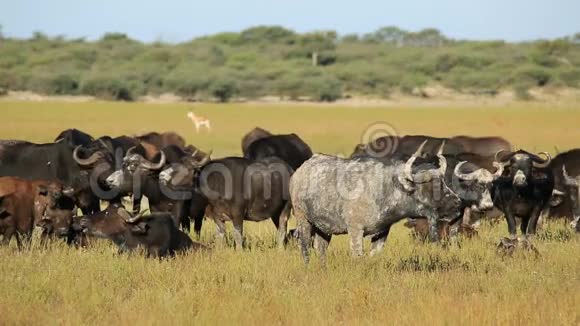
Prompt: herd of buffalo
<box><xmin>0</xmin><ymin>127</ymin><xmax>578</xmax><ymax>262</ymax></box>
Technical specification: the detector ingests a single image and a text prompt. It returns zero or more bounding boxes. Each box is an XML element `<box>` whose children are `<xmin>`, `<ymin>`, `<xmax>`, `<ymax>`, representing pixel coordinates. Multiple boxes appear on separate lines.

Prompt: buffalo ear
<box><xmin>129</xmin><ymin>222</ymin><xmax>149</xmax><ymax>235</ymax></box>
<box><xmin>37</xmin><ymin>185</ymin><xmax>49</xmax><ymax>196</ymax></box>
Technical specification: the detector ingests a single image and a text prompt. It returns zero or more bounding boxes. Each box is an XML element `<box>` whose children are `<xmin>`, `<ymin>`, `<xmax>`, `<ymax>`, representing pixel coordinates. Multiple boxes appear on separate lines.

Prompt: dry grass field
<box><xmin>0</xmin><ymin>100</ymin><xmax>579</xmax><ymax>325</ymax></box>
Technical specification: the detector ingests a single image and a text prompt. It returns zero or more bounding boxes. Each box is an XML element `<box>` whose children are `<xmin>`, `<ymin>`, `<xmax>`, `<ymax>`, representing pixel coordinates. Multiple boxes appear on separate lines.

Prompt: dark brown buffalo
<box><xmin>450</xmin><ymin>136</ymin><xmax>511</xmax><ymax>157</ymax></box>
<box><xmin>79</xmin><ymin>204</ymin><xmax>205</xmax><ymax>257</ymax></box>
<box><xmin>241</xmin><ymin>127</ymin><xmax>272</xmax><ymax>155</ymax></box>
<box><xmin>0</xmin><ymin>177</ymin><xmax>76</xmax><ymax>247</ymax></box>
<box><xmin>351</xmin><ymin>135</ymin><xmax>511</xmax><ymax>160</ymax></box>
<box><xmin>136</xmin><ymin>132</ymin><xmax>186</xmax><ymax>150</ymax></box>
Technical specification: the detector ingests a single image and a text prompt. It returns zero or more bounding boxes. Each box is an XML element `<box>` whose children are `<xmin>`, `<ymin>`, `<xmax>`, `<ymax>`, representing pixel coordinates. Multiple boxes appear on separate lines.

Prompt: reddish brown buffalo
<box><xmin>0</xmin><ymin>177</ymin><xmax>76</xmax><ymax>247</ymax></box>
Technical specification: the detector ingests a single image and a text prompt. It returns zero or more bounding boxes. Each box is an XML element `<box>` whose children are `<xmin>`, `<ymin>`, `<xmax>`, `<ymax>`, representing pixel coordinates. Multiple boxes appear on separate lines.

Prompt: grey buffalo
<box><xmin>290</xmin><ymin>141</ymin><xmax>462</xmax><ymax>264</ymax></box>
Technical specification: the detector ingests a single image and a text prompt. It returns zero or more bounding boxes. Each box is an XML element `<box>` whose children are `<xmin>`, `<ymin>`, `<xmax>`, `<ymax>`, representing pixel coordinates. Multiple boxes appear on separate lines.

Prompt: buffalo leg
<box><xmin>428</xmin><ymin>216</ymin><xmax>440</xmax><ymax>242</ymax></box>
<box><xmin>19</xmin><ymin>232</ymin><xmax>32</xmax><ymax>249</ymax></box>
<box><xmin>1</xmin><ymin>227</ymin><xmax>16</xmax><ymax>246</ymax></box>
<box><xmin>0</xmin><ymin>233</ymin><xmax>11</xmax><ymax>246</ymax></box>
<box><xmin>214</xmin><ymin>218</ymin><xmax>227</xmax><ymax>245</ymax></box>
<box><xmin>232</xmin><ymin>217</ymin><xmax>244</xmax><ymax>250</ymax></box>
<box><xmin>171</xmin><ymin>201</ymin><xmax>185</xmax><ymax>229</ymax></box>
<box><xmin>193</xmin><ymin>213</ymin><xmax>203</xmax><ymax>239</ymax></box>
<box><xmin>370</xmin><ymin>226</ymin><xmax>391</xmax><ymax>257</ymax></box>
<box><xmin>180</xmin><ymin>200</ymin><xmax>192</xmax><ymax>233</ymax></box>
<box><xmin>276</xmin><ymin>203</ymin><xmax>291</xmax><ymax>249</ymax></box>
<box><xmin>505</xmin><ymin>210</ymin><xmax>518</xmax><ymax>240</ymax></box>
<box><xmin>14</xmin><ymin>232</ymin><xmax>22</xmax><ymax>250</ymax></box>
<box><xmin>461</xmin><ymin>206</ymin><xmax>472</xmax><ymax>225</ymax></box>
<box><xmin>314</xmin><ymin>231</ymin><xmax>331</xmax><ymax>266</ymax></box>
<box><xmin>295</xmin><ymin>209</ymin><xmax>313</xmax><ymax>264</ymax></box>
<box><xmin>132</xmin><ymin>195</ymin><xmax>142</xmax><ymax>215</ymax></box>
<box><xmin>526</xmin><ymin>205</ymin><xmax>543</xmax><ymax>235</ymax></box>
<box><xmin>348</xmin><ymin>226</ymin><xmax>364</xmax><ymax>257</ymax></box>
<box><xmin>520</xmin><ymin>216</ymin><xmax>530</xmax><ymax>237</ymax></box>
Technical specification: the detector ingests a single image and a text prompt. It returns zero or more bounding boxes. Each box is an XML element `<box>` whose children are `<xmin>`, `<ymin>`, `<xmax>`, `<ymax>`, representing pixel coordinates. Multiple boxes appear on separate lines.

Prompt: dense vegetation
<box><xmin>0</xmin><ymin>26</ymin><xmax>579</xmax><ymax>101</ymax></box>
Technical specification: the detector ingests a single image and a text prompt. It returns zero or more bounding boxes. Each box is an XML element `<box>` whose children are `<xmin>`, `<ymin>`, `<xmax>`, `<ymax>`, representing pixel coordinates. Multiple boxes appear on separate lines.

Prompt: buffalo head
<box><xmin>158</xmin><ymin>149</ymin><xmax>212</xmax><ymax>188</ymax></box>
<box><xmin>35</xmin><ymin>183</ymin><xmax>77</xmax><ymax>238</ymax></box>
<box><xmin>453</xmin><ymin>160</ymin><xmax>506</xmax><ymax>211</ymax></box>
<box><xmin>398</xmin><ymin>140</ymin><xmax>462</xmax><ymax>221</ymax></box>
<box><xmin>494</xmin><ymin>150</ymin><xmax>551</xmax><ymax>187</ymax></box>
<box><xmin>105</xmin><ymin>146</ymin><xmax>166</xmax><ymax>194</ymax></box>
<box><xmin>79</xmin><ymin>205</ymin><xmax>149</xmax><ymax>240</ymax></box>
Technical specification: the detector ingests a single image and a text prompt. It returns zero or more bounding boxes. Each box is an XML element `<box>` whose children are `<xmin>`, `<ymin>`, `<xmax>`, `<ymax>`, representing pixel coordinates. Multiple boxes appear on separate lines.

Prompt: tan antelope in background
<box><xmin>187</xmin><ymin>111</ymin><xmax>211</xmax><ymax>133</ymax></box>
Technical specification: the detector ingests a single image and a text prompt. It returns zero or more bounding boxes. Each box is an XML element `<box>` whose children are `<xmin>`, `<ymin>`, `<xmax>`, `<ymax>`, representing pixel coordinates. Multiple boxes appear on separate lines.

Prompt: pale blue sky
<box><xmin>1</xmin><ymin>0</ymin><xmax>578</xmax><ymax>42</ymax></box>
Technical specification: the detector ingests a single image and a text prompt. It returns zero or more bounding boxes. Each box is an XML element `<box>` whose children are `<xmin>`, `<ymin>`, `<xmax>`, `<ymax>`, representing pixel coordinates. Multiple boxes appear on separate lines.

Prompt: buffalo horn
<box><xmin>73</xmin><ymin>146</ymin><xmax>101</xmax><ymax>166</ymax></box>
<box><xmin>562</xmin><ymin>165</ymin><xmax>578</xmax><ymax>186</ymax></box>
<box><xmin>533</xmin><ymin>152</ymin><xmax>551</xmax><ymax>168</ymax></box>
<box><xmin>141</xmin><ymin>151</ymin><xmax>166</xmax><ymax>170</ymax></box>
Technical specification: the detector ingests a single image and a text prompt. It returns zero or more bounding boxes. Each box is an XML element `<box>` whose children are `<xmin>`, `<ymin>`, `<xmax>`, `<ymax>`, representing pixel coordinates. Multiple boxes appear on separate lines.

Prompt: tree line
<box><xmin>0</xmin><ymin>25</ymin><xmax>579</xmax><ymax>102</ymax></box>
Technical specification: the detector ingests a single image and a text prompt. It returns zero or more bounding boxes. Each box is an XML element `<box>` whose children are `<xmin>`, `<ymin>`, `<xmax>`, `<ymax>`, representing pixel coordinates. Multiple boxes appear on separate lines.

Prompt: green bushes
<box><xmin>80</xmin><ymin>76</ymin><xmax>133</xmax><ymax>101</ymax></box>
<box><xmin>36</xmin><ymin>74</ymin><xmax>79</xmax><ymax>95</ymax></box>
<box><xmin>0</xmin><ymin>27</ymin><xmax>579</xmax><ymax>102</ymax></box>
<box><xmin>306</xmin><ymin>76</ymin><xmax>343</xmax><ymax>102</ymax></box>
<box><xmin>209</xmin><ymin>78</ymin><xmax>238</xmax><ymax>102</ymax></box>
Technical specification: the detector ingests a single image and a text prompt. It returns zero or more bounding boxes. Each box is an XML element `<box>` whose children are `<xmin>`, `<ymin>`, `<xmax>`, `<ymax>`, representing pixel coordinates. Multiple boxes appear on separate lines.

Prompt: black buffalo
<box><xmin>106</xmin><ymin>145</ymin><xmax>211</xmax><ymax>236</ymax></box>
<box><xmin>54</xmin><ymin>128</ymin><xmax>94</xmax><ymax>147</ymax></box>
<box><xmin>72</xmin><ymin>135</ymin><xmax>143</xmax><ymax>210</ymax></box>
<box><xmin>244</xmin><ymin>133</ymin><xmax>313</xmax><ymax>170</ymax></box>
<box><xmin>549</xmin><ymin>149</ymin><xmax>580</xmax><ymax>232</ymax></box>
<box><xmin>241</xmin><ymin>127</ymin><xmax>273</xmax><ymax>155</ymax></box>
<box><xmin>492</xmin><ymin>150</ymin><xmax>554</xmax><ymax>242</ymax></box>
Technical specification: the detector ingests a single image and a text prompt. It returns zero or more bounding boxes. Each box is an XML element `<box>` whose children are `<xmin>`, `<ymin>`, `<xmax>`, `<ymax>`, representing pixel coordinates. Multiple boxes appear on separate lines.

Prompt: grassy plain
<box><xmin>0</xmin><ymin>100</ymin><xmax>578</xmax><ymax>325</ymax></box>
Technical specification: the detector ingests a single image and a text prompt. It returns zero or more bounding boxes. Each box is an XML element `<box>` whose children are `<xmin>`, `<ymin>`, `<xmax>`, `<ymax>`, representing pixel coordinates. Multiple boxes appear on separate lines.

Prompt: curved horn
<box><xmin>193</xmin><ymin>150</ymin><xmax>212</xmax><ymax>168</ymax></box>
<box><xmin>533</xmin><ymin>152</ymin><xmax>551</xmax><ymax>168</ymax></box>
<box><xmin>403</xmin><ymin>140</ymin><xmax>428</xmax><ymax>181</ymax></box>
<box><xmin>126</xmin><ymin>146</ymin><xmax>138</xmax><ymax>157</ymax></box>
<box><xmin>454</xmin><ymin>161</ymin><xmax>479</xmax><ymax>181</ymax></box>
<box><xmin>437</xmin><ymin>141</ymin><xmax>445</xmax><ymax>156</ymax></box>
<box><xmin>562</xmin><ymin>165</ymin><xmax>578</xmax><ymax>186</ymax></box>
<box><xmin>494</xmin><ymin>150</ymin><xmax>512</xmax><ymax>163</ymax></box>
<box><xmin>98</xmin><ymin>139</ymin><xmax>113</xmax><ymax>153</ymax></box>
<box><xmin>436</xmin><ymin>141</ymin><xmax>447</xmax><ymax>175</ymax></box>
<box><xmin>126</xmin><ymin>210</ymin><xmax>149</xmax><ymax>224</ymax></box>
<box><xmin>73</xmin><ymin>146</ymin><xmax>101</xmax><ymax>166</ymax></box>
<box><xmin>141</xmin><ymin>150</ymin><xmax>166</xmax><ymax>170</ymax></box>
<box><xmin>492</xmin><ymin>161</ymin><xmax>506</xmax><ymax>179</ymax></box>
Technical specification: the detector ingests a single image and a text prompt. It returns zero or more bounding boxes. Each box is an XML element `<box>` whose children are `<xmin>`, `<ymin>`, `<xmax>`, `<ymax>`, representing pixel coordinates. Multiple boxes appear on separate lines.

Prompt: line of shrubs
<box><xmin>0</xmin><ymin>27</ymin><xmax>579</xmax><ymax>102</ymax></box>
